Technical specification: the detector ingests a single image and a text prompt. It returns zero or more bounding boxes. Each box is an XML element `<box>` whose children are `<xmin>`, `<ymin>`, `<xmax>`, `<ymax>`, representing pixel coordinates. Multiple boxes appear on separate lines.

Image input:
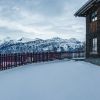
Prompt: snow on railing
<box><xmin>0</xmin><ymin>52</ymin><xmax>85</xmax><ymax>70</ymax></box>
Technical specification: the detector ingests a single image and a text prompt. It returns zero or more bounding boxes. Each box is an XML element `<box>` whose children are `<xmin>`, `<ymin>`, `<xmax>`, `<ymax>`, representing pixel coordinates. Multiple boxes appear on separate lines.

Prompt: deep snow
<box><xmin>0</xmin><ymin>60</ymin><xmax>100</xmax><ymax>100</ymax></box>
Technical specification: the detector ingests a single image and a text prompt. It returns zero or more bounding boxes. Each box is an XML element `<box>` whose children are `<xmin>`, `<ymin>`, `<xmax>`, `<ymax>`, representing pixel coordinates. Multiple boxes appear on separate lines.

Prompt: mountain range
<box><xmin>0</xmin><ymin>37</ymin><xmax>85</xmax><ymax>54</ymax></box>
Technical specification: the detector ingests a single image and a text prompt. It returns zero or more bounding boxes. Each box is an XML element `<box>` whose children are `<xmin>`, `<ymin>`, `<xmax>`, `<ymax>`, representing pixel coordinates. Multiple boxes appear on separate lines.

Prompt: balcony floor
<box><xmin>0</xmin><ymin>60</ymin><xmax>100</xmax><ymax>100</ymax></box>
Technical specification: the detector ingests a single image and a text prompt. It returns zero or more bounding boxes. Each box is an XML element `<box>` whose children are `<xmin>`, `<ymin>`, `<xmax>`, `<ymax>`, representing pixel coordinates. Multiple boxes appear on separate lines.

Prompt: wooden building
<box><xmin>75</xmin><ymin>0</ymin><xmax>100</xmax><ymax>58</ymax></box>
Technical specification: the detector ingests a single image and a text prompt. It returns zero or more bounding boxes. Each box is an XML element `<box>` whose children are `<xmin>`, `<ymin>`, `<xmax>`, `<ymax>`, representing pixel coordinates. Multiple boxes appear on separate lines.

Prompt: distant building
<box><xmin>75</xmin><ymin>0</ymin><xmax>100</xmax><ymax>58</ymax></box>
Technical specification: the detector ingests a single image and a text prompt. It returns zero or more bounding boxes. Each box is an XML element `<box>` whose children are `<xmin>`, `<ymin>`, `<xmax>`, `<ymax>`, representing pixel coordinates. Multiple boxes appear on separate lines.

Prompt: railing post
<box><xmin>30</xmin><ymin>53</ymin><xmax>32</xmax><ymax>63</ymax></box>
<box><xmin>10</xmin><ymin>53</ymin><xmax>12</xmax><ymax>67</ymax></box>
<box><xmin>39</xmin><ymin>53</ymin><xmax>41</xmax><ymax>62</ymax></box>
<box><xmin>33</xmin><ymin>53</ymin><xmax>35</xmax><ymax>62</ymax></box>
<box><xmin>38</xmin><ymin>53</ymin><xmax>40</xmax><ymax>62</ymax></box>
<box><xmin>15</xmin><ymin>53</ymin><xmax>16</xmax><ymax>67</ymax></box>
<box><xmin>26</xmin><ymin>53</ymin><xmax>27</xmax><ymax>64</ymax></box>
<box><xmin>42</xmin><ymin>52</ymin><xmax>44</xmax><ymax>62</ymax></box>
<box><xmin>3</xmin><ymin>54</ymin><xmax>5</xmax><ymax>70</ymax></box>
<box><xmin>9</xmin><ymin>54</ymin><xmax>11</xmax><ymax>68</ymax></box>
<box><xmin>2</xmin><ymin>54</ymin><xmax>4</xmax><ymax>70</ymax></box>
<box><xmin>48</xmin><ymin>52</ymin><xmax>49</xmax><ymax>61</ymax></box>
<box><xmin>35</xmin><ymin>53</ymin><xmax>37</xmax><ymax>62</ymax></box>
<box><xmin>0</xmin><ymin>54</ymin><xmax>1</xmax><ymax>70</ymax></box>
<box><xmin>46</xmin><ymin>52</ymin><xmax>48</xmax><ymax>61</ymax></box>
<box><xmin>23</xmin><ymin>53</ymin><xmax>25</xmax><ymax>65</ymax></box>
<box><xmin>17</xmin><ymin>53</ymin><xmax>19</xmax><ymax>66</ymax></box>
<box><xmin>32</xmin><ymin>52</ymin><xmax>34</xmax><ymax>63</ymax></box>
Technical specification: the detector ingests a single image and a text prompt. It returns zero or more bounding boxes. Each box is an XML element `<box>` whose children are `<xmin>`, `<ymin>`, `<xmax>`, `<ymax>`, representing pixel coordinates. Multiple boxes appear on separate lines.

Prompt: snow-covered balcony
<box><xmin>0</xmin><ymin>60</ymin><xmax>100</xmax><ymax>100</ymax></box>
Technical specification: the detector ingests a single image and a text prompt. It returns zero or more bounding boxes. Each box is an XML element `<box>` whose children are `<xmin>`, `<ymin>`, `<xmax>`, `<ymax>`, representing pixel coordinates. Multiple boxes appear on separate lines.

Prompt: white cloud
<box><xmin>0</xmin><ymin>0</ymin><xmax>87</xmax><ymax>41</ymax></box>
<box><xmin>0</xmin><ymin>19</ymin><xmax>37</xmax><ymax>33</ymax></box>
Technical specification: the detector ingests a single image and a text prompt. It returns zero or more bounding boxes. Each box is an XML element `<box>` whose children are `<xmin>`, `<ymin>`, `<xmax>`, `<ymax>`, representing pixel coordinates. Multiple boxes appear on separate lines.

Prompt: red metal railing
<box><xmin>0</xmin><ymin>52</ymin><xmax>85</xmax><ymax>71</ymax></box>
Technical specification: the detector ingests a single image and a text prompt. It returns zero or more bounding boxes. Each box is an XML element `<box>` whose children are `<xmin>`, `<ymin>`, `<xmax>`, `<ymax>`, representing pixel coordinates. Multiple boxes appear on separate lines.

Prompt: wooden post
<box><xmin>3</xmin><ymin>54</ymin><xmax>5</xmax><ymax>69</ymax></box>
<box><xmin>21</xmin><ymin>53</ymin><xmax>23</xmax><ymax>65</ymax></box>
<box><xmin>9</xmin><ymin>54</ymin><xmax>11</xmax><ymax>68</ymax></box>
<box><xmin>30</xmin><ymin>53</ymin><xmax>32</xmax><ymax>63</ymax></box>
<box><xmin>14</xmin><ymin>53</ymin><xmax>17</xmax><ymax>67</ymax></box>
<box><xmin>0</xmin><ymin>54</ymin><xmax>1</xmax><ymax>70</ymax></box>
<box><xmin>2</xmin><ymin>54</ymin><xmax>4</xmax><ymax>70</ymax></box>
<box><xmin>42</xmin><ymin>52</ymin><xmax>44</xmax><ymax>62</ymax></box>
<box><xmin>36</xmin><ymin>53</ymin><xmax>38</xmax><ymax>62</ymax></box>
<box><xmin>40</xmin><ymin>53</ymin><xmax>42</xmax><ymax>62</ymax></box>
<box><xmin>32</xmin><ymin>53</ymin><xmax>34</xmax><ymax>62</ymax></box>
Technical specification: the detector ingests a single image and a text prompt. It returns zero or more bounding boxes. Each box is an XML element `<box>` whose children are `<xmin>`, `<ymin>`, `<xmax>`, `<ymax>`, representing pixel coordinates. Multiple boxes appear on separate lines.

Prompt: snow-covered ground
<box><xmin>0</xmin><ymin>60</ymin><xmax>100</xmax><ymax>100</ymax></box>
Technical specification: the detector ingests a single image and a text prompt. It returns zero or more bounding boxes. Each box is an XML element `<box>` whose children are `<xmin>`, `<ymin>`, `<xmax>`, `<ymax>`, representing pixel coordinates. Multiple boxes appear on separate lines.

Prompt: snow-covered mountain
<box><xmin>0</xmin><ymin>37</ymin><xmax>85</xmax><ymax>54</ymax></box>
<box><xmin>18</xmin><ymin>37</ymin><xmax>35</xmax><ymax>43</ymax></box>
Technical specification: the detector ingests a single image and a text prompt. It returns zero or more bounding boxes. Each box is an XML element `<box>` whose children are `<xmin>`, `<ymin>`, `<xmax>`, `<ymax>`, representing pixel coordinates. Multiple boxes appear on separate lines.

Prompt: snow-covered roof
<box><xmin>75</xmin><ymin>0</ymin><xmax>100</xmax><ymax>17</ymax></box>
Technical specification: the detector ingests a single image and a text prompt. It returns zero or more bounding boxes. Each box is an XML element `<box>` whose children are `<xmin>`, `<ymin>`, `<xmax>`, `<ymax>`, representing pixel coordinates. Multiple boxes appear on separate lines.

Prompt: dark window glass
<box><xmin>91</xmin><ymin>11</ymin><xmax>97</xmax><ymax>22</ymax></box>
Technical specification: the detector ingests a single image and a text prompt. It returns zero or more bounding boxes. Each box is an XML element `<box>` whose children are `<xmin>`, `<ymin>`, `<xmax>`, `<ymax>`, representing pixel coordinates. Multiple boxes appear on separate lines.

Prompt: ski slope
<box><xmin>0</xmin><ymin>60</ymin><xmax>100</xmax><ymax>100</ymax></box>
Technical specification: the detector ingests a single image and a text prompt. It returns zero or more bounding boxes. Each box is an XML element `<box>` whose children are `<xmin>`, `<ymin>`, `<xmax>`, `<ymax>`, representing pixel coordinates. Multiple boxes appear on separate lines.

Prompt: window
<box><xmin>91</xmin><ymin>11</ymin><xmax>97</xmax><ymax>22</ymax></box>
<box><xmin>92</xmin><ymin>38</ymin><xmax>97</xmax><ymax>53</ymax></box>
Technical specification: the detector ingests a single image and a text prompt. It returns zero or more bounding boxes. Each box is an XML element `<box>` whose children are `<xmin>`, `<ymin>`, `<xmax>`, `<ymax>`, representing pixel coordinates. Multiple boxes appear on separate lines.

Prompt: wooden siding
<box><xmin>86</xmin><ymin>5</ymin><xmax>100</xmax><ymax>58</ymax></box>
<box><xmin>90</xmin><ymin>21</ymin><xmax>97</xmax><ymax>33</ymax></box>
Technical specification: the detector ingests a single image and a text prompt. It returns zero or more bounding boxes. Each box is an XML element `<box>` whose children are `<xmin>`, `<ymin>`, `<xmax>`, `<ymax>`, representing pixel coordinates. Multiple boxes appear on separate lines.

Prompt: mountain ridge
<box><xmin>0</xmin><ymin>37</ymin><xmax>85</xmax><ymax>54</ymax></box>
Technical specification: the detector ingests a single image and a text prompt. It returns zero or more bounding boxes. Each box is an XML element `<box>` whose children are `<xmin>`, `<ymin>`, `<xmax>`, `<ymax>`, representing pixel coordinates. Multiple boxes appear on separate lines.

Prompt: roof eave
<box><xmin>75</xmin><ymin>0</ymin><xmax>96</xmax><ymax>17</ymax></box>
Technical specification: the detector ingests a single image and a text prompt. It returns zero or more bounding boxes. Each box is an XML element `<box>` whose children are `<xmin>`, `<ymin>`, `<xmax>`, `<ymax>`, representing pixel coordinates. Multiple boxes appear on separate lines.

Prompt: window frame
<box><xmin>91</xmin><ymin>11</ymin><xmax>97</xmax><ymax>22</ymax></box>
<box><xmin>92</xmin><ymin>38</ymin><xmax>98</xmax><ymax>54</ymax></box>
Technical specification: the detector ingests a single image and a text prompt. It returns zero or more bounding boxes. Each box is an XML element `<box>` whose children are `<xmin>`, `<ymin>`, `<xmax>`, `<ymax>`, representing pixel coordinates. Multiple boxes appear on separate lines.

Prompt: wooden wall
<box><xmin>86</xmin><ymin>3</ymin><xmax>100</xmax><ymax>58</ymax></box>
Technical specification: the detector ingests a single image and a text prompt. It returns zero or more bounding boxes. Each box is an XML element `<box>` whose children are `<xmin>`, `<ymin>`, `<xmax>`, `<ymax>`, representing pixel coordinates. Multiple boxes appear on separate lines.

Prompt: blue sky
<box><xmin>0</xmin><ymin>0</ymin><xmax>88</xmax><ymax>41</ymax></box>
